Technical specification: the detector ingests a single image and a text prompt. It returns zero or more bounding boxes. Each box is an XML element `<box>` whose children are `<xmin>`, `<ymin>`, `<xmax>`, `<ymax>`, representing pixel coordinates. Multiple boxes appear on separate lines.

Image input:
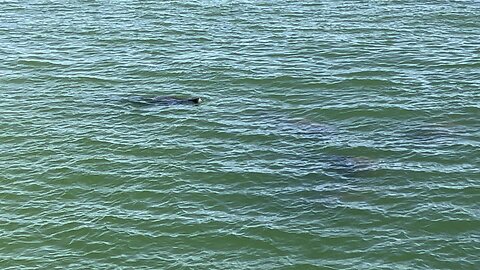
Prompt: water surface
<box><xmin>1</xmin><ymin>1</ymin><xmax>479</xmax><ymax>269</ymax></box>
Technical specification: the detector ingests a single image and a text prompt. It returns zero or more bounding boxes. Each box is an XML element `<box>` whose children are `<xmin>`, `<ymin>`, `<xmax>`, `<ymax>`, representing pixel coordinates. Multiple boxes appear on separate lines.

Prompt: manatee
<box><xmin>326</xmin><ymin>155</ymin><xmax>373</xmax><ymax>171</ymax></box>
<box><xmin>284</xmin><ymin>118</ymin><xmax>336</xmax><ymax>135</ymax></box>
<box><xmin>403</xmin><ymin>123</ymin><xmax>457</xmax><ymax>143</ymax></box>
<box><xmin>245</xmin><ymin>109</ymin><xmax>336</xmax><ymax>136</ymax></box>
<box><xmin>127</xmin><ymin>96</ymin><xmax>203</xmax><ymax>106</ymax></box>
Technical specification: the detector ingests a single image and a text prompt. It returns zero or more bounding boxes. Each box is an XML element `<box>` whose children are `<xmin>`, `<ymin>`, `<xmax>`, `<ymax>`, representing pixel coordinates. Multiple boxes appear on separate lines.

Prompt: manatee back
<box><xmin>151</xmin><ymin>96</ymin><xmax>202</xmax><ymax>105</ymax></box>
<box><xmin>125</xmin><ymin>96</ymin><xmax>203</xmax><ymax>106</ymax></box>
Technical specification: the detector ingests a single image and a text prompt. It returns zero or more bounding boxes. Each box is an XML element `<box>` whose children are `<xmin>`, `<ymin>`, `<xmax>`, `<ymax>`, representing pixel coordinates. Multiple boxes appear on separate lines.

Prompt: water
<box><xmin>1</xmin><ymin>1</ymin><xmax>479</xmax><ymax>269</ymax></box>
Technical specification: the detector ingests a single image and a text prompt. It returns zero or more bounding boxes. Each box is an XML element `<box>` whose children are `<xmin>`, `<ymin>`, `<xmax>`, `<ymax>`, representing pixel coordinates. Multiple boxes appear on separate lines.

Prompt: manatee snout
<box><xmin>187</xmin><ymin>97</ymin><xmax>202</xmax><ymax>104</ymax></box>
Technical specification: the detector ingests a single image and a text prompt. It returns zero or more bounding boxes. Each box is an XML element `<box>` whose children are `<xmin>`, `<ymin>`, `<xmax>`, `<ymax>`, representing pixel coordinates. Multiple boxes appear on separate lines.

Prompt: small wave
<box><xmin>17</xmin><ymin>58</ymin><xmax>70</xmax><ymax>68</ymax></box>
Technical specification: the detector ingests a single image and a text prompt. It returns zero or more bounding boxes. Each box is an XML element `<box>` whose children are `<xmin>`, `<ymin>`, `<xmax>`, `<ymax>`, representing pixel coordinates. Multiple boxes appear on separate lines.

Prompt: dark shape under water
<box><xmin>403</xmin><ymin>124</ymin><xmax>457</xmax><ymax>144</ymax></box>
<box><xmin>326</xmin><ymin>155</ymin><xmax>376</xmax><ymax>174</ymax></box>
<box><xmin>127</xmin><ymin>96</ymin><xmax>203</xmax><ymax>106</ymax></box>
<box><xmin>284</xmin><ymin>118</ymin><xmax>336</xmax><ymax>135</ymax></box>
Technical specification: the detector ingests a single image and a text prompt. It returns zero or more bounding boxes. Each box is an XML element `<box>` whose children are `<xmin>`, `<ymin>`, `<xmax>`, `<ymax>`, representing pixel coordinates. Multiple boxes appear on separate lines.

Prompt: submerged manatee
<box><xmin>403</xmin><ymin>123</ymin><xmax>459</xmax><ymax>144</ymax></box>
<box><xmin>284</xmin><ymin>118</ymin><xmax>337</xmax><ymax>135</ymax></box>
<box><xmin>326</xmin><ymin>155</ymin><xmax>375</xmax><ymax>173</ymax></box>
<box><xmin>127</xmin><ymin>96</ymin><xmax>203</xmax><ymax>106</ymax></box>
<box><xmin>247</xmin><ymin>109</ymin><xmax>336</xmax><ymax>136</ymax></box>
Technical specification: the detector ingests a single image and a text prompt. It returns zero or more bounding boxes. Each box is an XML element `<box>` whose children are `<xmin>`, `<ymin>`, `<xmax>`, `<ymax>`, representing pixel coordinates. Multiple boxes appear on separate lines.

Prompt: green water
<box><xmin>1</xmin><ymin>1</ymin><xmax>479</xmax><ymax>269</ymax></box>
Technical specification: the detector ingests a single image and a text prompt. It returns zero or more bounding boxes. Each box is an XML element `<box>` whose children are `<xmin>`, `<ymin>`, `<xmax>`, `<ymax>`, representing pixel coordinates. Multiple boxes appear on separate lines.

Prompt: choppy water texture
<box><xmin>1</xmin><ymin>1</ymin><xmax>479</xmax><ymax>269</ymax></box>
